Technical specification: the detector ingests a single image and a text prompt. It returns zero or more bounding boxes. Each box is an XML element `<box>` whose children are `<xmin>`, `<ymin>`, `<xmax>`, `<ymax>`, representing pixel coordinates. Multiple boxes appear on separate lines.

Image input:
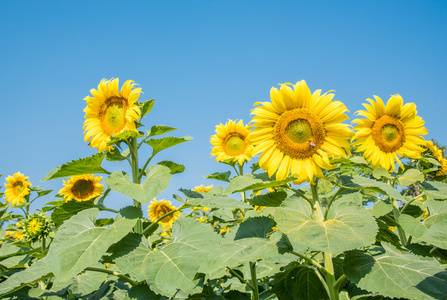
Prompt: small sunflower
<box><xmin>148</xmin><ymin>199</ymin><xmax>181</xmax><ymax>229</ymax></box>
<box><xmin>424</xmin><ymin>141</ymin><xmax>447</xmax><ymax>176</ymax></box>
<box><xmin>250</xmin><ymin>80</ymin><xmax>352</xmax><ymax>184</ymax></box>
<box><xmin>211</xmin><ymin>119</ymin><xmax>253</xmax><ymax>166</ymax></box>
<box><xmin>59</xmin><ymin>174</ymin><xmax>104</xmax><ymax>202</ymax></box>
<box><xmin>23</xmin><ymin>212</ymin><xmax>52</xmax><ymax>242</ymax></box>
<box><xmin>4</xmin><ymin>230</ymin><xmax>24</xmax><ymax>241</ymax></box>
<box><xmin>83</xmin><ymin>78</ymin><xmax>141</xmax><ymax>152</ymax></box>
<box><xmin>4</xmin><ymin>172</ymin><xmax>32</xmax><ymax>206</ymax></box>
<box><xmin>352</xmin><ymin>94</ymin><xmax>427</xmax><ymax>171</ymax></box>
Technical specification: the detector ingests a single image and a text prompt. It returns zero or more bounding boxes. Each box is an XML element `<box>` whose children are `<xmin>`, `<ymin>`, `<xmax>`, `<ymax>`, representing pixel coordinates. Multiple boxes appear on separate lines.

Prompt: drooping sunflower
<box><xmin>148</xmin><ymin>199</ymin><xmax>181</xmax><ymax>229</ymax></box>
<box><xmin>352</xmin><ymin>94</ymin><xmax>427</xmax><ymax>171</ymax></box>
<box><xmin>4</xmin><ymin>172</ymin><xmax>32</xmax><ymax>206</ymax></box>
<box><xmin>250</xmin><ymin>80</ymin><xmax>352</xmax><ymax>184</ymax></box>
<box><xmin>59</xmin><ymin>174</ymin><xmax>105</xmax><ymax>202</ymax></box>
<box><xmin>424</xmin><ymin>140</ymin><xmax>447</xmax><ymax>176</ymax></box>
<box><xmin>83</xmin><ymin>78</ymin><xmax>141</xmax><ymax>152</ymax></box>
<box><xmin>210</xmin><ymin>119</ymin><xmax>253</xmax><ymax>166</ymax></box>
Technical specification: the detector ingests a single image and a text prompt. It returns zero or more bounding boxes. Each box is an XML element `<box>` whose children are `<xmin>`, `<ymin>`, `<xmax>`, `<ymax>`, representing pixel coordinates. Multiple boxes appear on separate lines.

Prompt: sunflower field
<box><xmin>1</xmin><ymin>78</ymin><xmax>446</xmax><ymax>300</ymax></box>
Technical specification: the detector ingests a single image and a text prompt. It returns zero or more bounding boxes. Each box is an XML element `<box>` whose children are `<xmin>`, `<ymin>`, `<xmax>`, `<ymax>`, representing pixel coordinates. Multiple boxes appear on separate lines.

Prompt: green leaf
<box><xmin>186</xmin><ymin>195</ymin><xmax>252</xmax><ymax>210</ymax></box>
<box><xmin>234</xmin><ymin>217</ymin><xmax>275</xmax><ymax>239</ymax></box>
<box><xmin>156</xmin><ymin>160</ymin><xmax>185</xmax><ymax>175</ymax></box>
<box><xmin>147</xmin><ymin>125</ymin><xmax>176</xmax><ymax>137</ymax></box>
<box><xmin>370</xmin><ymin>201</ymin><xmax>393</xmax><ymax>218</ymax></box>
<box><xmin>51</xmin><ymin>199</ymin><xmax>97</xmax><ymax>227</ymax></box>
<box><xmin>248</xmin><ymin>191</ymin><xmax>288</xmax><ymax>207</ymax></box>
<box><xmin>204</xmin><ymin>171</ymin><xmax>231</xmax><ymax>182</ymax></box>
<box><xmin>137</xmin><ymin>99</ymin><xmax>155</xmax><ymax>118</ymax></box>
<box><xmin>107</xmin><ymin>131</ymin><xmax>144</xmax><ymax>146</ymax></box>
<box><xmin>338</xmin><ymin>175</ymin><xmax>405</xmax><ymax>201</ymax></box>
<box><xmin>401</xmin><ymin>210</ymin><xmax>447</xmax><ymax>249</ymax></box>
<box><xmin>105</xmin><ymin>165</ymin><xmax>171</xmax><ymax>204</ymax></box>
<box><xmin>69</xmin><ymin>269</ymin><xmax>108</xmax><ymax>297</ymax></box>
<box><xmin>45</xmin><ymin>207</ymin><xmax>138</xmax><ymax>281</ymax></box>
<box><xmin>275</xmin><ymin>198</ymin><xmax>378</xmax><ymax>255</ymax></box>
<box><xmin>372</xmin><ymin>167</ymin><xmax>393</xmax><ymax>180</ymax></box>
<box><xmin>114</xmin><ymin>217</ymin><xmax>221</xmax><ymax>297</ymax></box>
<box><xmin>422</xmin><ymin>181</ymin><xmax>447</xmax><ymax>199</ymax></box>
<box><xmin>106</xmin><ymin>147</ymin><xmax>129</xmax><ymax>161</ymax></box>
<box><xmin>145</xmin><ymin>136</ymin><xmax>193</xmax><ymax>156</ymax></box>
<box><xmin>344</xmin><ymin>243</ymin><xmax>447</xmax><ymax>300</ymax></box>
<box><xmin>398</xmin><ymin>169</ymin><xmax>424</xmax><ymax>187</ymax></box>
<box><xmin>272</xmin><ymin>262</ymin><xmax>328</xmax><ymax>300</ymax></box>
<box><xmin>224</xmin><ymin>173</ymin><xmax>296</xmax><ymax>195</ymax></box>
<box><xmin>0</xmin><ymin>259</ymin><xmax>52</xmax><ymax>297</ymax></box>
<box><xmin>42</xmin><ymin>153</ymin><xmax>109</xmax><ymax>181</ymax></box>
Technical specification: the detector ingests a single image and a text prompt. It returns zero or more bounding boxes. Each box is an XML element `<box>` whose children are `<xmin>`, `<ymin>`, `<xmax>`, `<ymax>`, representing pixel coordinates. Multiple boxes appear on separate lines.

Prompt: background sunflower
<box><xmin>4</xmin><ymin>172</ymin><xmax>32</xmax><ymax>206</ymax></box>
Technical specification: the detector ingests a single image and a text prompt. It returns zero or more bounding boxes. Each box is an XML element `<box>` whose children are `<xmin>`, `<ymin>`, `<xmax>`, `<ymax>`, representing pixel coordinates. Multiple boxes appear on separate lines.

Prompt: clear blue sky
<box><xmin>1</xmin><ymin>0</ymin><xmax>446</xmax><ymax>212</ymax></box>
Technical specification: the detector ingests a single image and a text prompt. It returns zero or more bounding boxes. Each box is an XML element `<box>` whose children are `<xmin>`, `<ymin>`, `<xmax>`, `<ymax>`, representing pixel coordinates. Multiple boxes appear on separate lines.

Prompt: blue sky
<box><xmin>1</xmin><ymin>0</ymin><xmax>446</xmax><ymax>212</ymax></box>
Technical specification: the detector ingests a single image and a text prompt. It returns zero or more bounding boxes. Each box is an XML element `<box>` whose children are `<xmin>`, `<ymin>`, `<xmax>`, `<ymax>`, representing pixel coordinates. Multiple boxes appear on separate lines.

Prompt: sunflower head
<box><xmin>23</xmin><ymin>212</ymin><xmax>52</xmax><ymax>242</ymax></box>
<box><xmin>210</xmin><ymin>119</ymin><xmax>253</xmax><ymax>166</ymax></box>
<box><xmin>352</xmin><ymin>94</ymin><xmax>428</xmax><ymax>171</ymax></box>
<box><xmin>192</xmin><ymin>185</ymin><xmax>213</xmax><ymax>193</ymax></box>
<box><xmin>250</xmin><ymin>80</ymin><xmax>352</xmax><ymax>184</ymax></box>
<box><xmin>4</xmin><ymin>172</ymin><xmax>32</xmax><ymax>206</ymax></box>
<box><xmin>83</xmin><ymin>78</ymin><xmax>142</xmax><ymax>152</ymax></box>
<box><xmin>4</xmin><ymin>230</ymin><xmax>24</xmax><ymax>241</ymax></box>
<box><xmin>424</xmin><ymin>140</ymin><xmax>447</xmax><ymax>176</ymax></box>
<box><xmin>59</xmin><ymin>174</ymin><xmax>105</xmax><ymax>202</ymax></box>
<box><xmin>148</xmin><ymin>199</ymin><xmax>181</xmax><ymax>229</ymax></box>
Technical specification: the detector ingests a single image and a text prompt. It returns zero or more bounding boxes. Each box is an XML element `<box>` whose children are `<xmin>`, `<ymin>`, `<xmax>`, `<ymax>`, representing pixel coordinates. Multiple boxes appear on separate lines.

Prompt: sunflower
<box><xmin>59</xmin><ymin>174</ymin><xmax>104</xmax><ymax>202</ymax></box>
<box><xmin>23</xmin><ymin>212</ymin><xmax>52</xmax><ymax>242</ymax></box>
<box><xmin>250</xmin><ymin>80</ymin><xmax>352</xmax><ymax>184</ymax></box>
<box><xmin>4</xmin><ymin>231</ymin><xmax>24</xmax><ymax>241</ymax></box>
<box><xmin>192</xmin><ymin>185</ymin><xmax>212</xmax><ymax>213</ymax></box>
<box><xmin>352</xmin><ymin>94</ymin><xmax>427</xmax><ymax>171</ymax></box>
<box><xmin>83</xmin><ymin>78</ymin><xmax>141</xmax><ymax>152</ymax></box>
<box><xmin>210</xmin><ymin>119</ymin><xmax>253</xmax><ymax>166</ymax></box>
<box><xmin>424</xmin><ymin>140</ymin><xmax>447</xmax><ymax>176</ymax></box>
<box><xmin>4</xmin><ymin>172</ymin><xmax>32</xmax><ymax>206</ymax></box>
<box><xmin>148</xmin><ymin>199</ymin><xmax>180</xmax><ymax>229</ymax></box>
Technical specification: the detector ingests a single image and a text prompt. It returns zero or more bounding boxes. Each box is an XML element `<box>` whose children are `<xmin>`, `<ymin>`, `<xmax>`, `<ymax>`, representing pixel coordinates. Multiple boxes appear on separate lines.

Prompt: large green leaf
<box><xmin>104</xmin><ymin>165</ymin><xmax>171</xmax><ymax>204</ymax></box>
<box><xmin>42</xmin><ymin>153</ymin><xmax>110</xmax><ymax>181</ymax></box>
<box><xmin>45</xmin><ymin>207</ymin><xmax>139</xmax><ymax>281</ymax></box>
<box><xmin>272</xmin><ymin>262</ymin><xmax>328</xmax><ymax>300</ymax></box>
<box><xmin>156</xmin><ymin>160</ymin><xmax>185</xmax><ymax>175</ymax></box>
<box><xmin>0</xmin><ymin>259</ymin><xmax>52</xmax><ymax>297</ymax></box>
<box><xmin>114</xmin><ymin>217</ymin><xmax>220</xmax><ymax>297</ymax></box>
<box><xmin>344</xmin><ymin>243</ymin><xmax>447</xmax><ymax>300</ymax></box>
<box><xmin>398</xmin><ymin>169</ymin><xmax>424</xmax><ymax>187</ymax></box>
<box><xmin>400</xmin><ymin>210</ymin><xmax>447</xmax><ymax>249</ymax></box>
<box><xmin>248</xmin><ymin>191</ymin><xmax>288</xmax><ymax>207</ymax></box>
<box><xmin>51</xmin><ymin>199</ymin><xmax>97</xmax><ymax>227</ymax></box>
<box><xmin>68</xmin><ymin>269</ymin><xmax>108</xmax><ymax>297</ymax></box>
<box><xmin>224</xmin><ymin>173</ymin><xmax>296</xmax><ymax>195</ymax></box>
<box><xmin>338</xmin><ymin>175</ymin><xmax>405</xmax><ymax>201</ymax></box>
<box><xmin>145</xmin><ymin>136</ymin><xmax>193</xmax><ymax>156</ymax></box>
<box><xmin>204</xmin><ymin>171</ymin><xmax>231</xmax><ymax>182</ymax></box>
<box><xmin>422</xmin><ymin>181</ymin><xmax>447</xmax><ymax>199</ymax></box>
<box><xmin>274</xmin><ymin>198</ymin><xmax>378</xmax><ymax>255</ymax></box>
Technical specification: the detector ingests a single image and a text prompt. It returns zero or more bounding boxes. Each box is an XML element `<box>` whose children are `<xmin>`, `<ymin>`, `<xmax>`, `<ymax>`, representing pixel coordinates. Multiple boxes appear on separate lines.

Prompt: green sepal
<box><xmin>42</xmin><ymin>153</ymin><xmax>110</xmax><ymax>181</ymax></box>
<box><xmin>107</xmin><ymin>131</ymin><xmax>144</xmax><ymax>146</ymax></box>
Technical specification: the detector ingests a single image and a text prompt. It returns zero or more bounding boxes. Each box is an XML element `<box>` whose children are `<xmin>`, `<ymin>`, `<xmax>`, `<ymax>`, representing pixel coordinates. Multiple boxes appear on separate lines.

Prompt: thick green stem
<box><xmin>324</xmin><ymin>188</ymin><xmax>346</xmax><ymax>219</ymax></box>
<box><xmin>250</xmin><ymin>262</ymin><xmax>260</xmax><ymax>300</ymax></box>
<box><xmin>41</xmin><ymin>237</ymin><xmax>46</xmax><ymax>252</ymax></box>
<box><xmin>227</xmin><ymin>267</ymin><xmax>254</xmax><ymax>290</ymax></box>
<box><xmin>238</xmin><ymin>163</ymin><xmax>247</xmax><ymax>202</ymax></box>
<box><xmin>391</xmin><ymin>198</ymin><xmax>407</xmax><ymax>245</ymax></box>
<box><xmin>311</xmin><ymin>183</ymin><xmax>340</xmax><ymax>300</ymax></box>
<box><xmin>85</xmin><ymin>267</ymin><xmax>139</xmax><ymax>286</ymax></box>
<box><xmin>290</xmin><ymin>251</ymin><xmax>328</xmax><ymax>275</ymax></box>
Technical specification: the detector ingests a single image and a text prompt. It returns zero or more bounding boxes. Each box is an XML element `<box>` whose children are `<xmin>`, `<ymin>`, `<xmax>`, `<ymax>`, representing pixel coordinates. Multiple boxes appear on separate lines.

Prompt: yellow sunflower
<box><xmin>4</xmin><ymin>231</ymin><xmax>24</xmax><ymax>241</ymax></box>
<box><xmin>210</xmin><ymin>119</ymin><xmax>253</xmax><ymax>166</ymax></box>
<box><xmin>4</xmin><ymin>172</ymin><xmax>32</xmax><ymax>206</ymax></box>
<box><xmin>250</xmin><ymin>80</ymin><xmax>352</xmax><ymax>184</ymax></box>
<box><xmin>352</xmin><ymin>94</ymin><xmax>427</xmax><ymax>171</ymax></box>
<box><xmin>59</xmin><ymin>174</ymin><xmax>105</xmax><ymax>202</ymax></box>
<box><xmin>424</xmin><ymin>141</ymin><xmax>447</xmax><ymax>176</ymax></box>
<box><xmin>148</xmin><ymin>199</ymin><xmax>181</xmax><ymax>228</ymax></box>
<box><xmin>83</xmin><ymin>78</ymin><xmax>141</xmax><ymax>152</ymax></box>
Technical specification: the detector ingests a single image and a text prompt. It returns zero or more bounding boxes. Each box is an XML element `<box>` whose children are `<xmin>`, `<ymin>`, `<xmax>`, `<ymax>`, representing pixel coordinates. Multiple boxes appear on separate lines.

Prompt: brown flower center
<box><xmin>13</xmin><ymin>181</ymin><xmax>25</xmax><ymax>195</ymax></box>
<box><xmin>71</xmin><ymin>179</ymin><xmax>95</xmax><ymax>200</ymax></box>
<box><xmin>371</xmin><ymin>115</ymin><xmax>405</xmax><ymax>153</ymax></box>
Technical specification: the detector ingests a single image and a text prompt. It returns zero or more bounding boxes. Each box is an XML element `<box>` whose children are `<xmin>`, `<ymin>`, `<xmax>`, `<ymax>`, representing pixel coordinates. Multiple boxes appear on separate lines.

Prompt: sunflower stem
<box><xmin>227</xmin><ymin>267</ymin><xmax>254</xmax><ymax>290</ymax></box>
<box><xmin>250</xmin><ymin>261</ymin><xmax>260</xmax><ymax>300</ymax></box>
<box><xmin>85</xmin><ymin>267</ymin><xmax>139</xmax><ymax>286</ymax></box>
<box><xmin>391</xmin><ymin>197</ymin><xmax>407</xmax><ymax>245</ymax></box>
<box><xmin>238</xmin><ymin>163</ymin><xmax>247</xmax><ymax>202</ymax></box>
<box><xmin>324</xmin><ymin>187</ymin><xmax>345</xmax><ymax>219</ymax></box>
<box><xmin>311</xmin><ymin>182</ymin><xmax>340</xmax><ymax>300</ymax></box>
<box><xmin>41</xmin><ymin>237</ymin><xmax>46</xmax><ymax>252</ymax></box>
<box><xmin>290</xmin><ymin>251</ymin><xmax>328</xmax><ymax>275</ymax></box>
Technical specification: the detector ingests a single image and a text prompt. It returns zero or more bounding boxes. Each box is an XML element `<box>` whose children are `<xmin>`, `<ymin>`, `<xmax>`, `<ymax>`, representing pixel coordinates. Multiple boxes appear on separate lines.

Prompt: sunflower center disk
<box><xmin>285</xmin><ymin>119</ymin><xmax>313</xmax><ymax>144</ymax></box>
<box><xmin>28</xmin><ymin>219</ymin><xmax>41</xmax><ymax>235</ymax></box>
<box><xmin>13</xmin><ymin>181</ymin><xmax>24</xmax><ymax>195</ymax></box>
<box><xmin>371</xmin><ymin>115</ymin><xmax>405</xmax><ymax>153</ymax></box>
<box><xmin>101</xmin><ymin>98</ymin><xmax>127</xmax><ymax>135</ymax></box>
<box><xmin>273</xmin><ymin>109</ymin><xmax>325</xmax><ymax>159</ymax></box>
<box><xmin>71</xmin><ymin>180</ymin><xmax>94</xmax><ymax>199</ymax></box>
<box><xmin>156</xmin><ymin>207</ymin><xmax>172</xmax><ymax>222</ymax></box>
<box><xmin>224</xmin><ymin>134</ymin><xmax>245</xmax><ymax>156</ymax></box>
